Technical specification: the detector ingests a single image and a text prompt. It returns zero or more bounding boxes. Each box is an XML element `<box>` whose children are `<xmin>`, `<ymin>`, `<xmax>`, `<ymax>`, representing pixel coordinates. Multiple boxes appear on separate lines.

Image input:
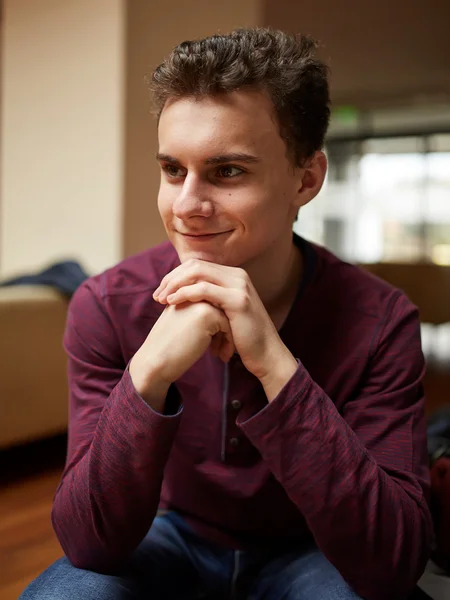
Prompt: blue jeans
<box><xmin>20</xmin><ymin>512</ymin><xmax>362</xmax><ymax>599</ymax></box>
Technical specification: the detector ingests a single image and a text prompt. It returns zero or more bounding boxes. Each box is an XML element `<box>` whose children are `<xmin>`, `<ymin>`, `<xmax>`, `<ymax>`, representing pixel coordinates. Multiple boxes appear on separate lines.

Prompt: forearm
<box><xmin>52</xmin><ymin>370</ymin><xmax>181</xmax><ymax>572</ymax></box>
<box><xmin>239</xmin><ymin>365</ymin><xmax>433</xmax><ymax>600</ymax></box>
<box><xmin>259</xmin><ymin>347</ymin><xmax>298</xmax><ymax>402</ymax></box>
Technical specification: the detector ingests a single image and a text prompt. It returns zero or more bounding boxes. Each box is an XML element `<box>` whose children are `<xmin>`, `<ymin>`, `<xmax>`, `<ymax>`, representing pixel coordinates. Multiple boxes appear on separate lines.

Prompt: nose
<box><xmin>172</xmin><ymin>173</ymin><xmax>213</xmax><ymax>220</ymax></box>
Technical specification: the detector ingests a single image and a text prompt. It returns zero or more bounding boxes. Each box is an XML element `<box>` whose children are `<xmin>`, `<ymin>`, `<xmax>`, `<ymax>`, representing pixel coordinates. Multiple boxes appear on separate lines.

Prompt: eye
<box><xmin>217</xmin><ymin>166</ymin><xmax>243</xmax><ymax>178</ymax></box>
<box><xmin>163</xmin><ymin>164</ymin><xmax>185</xmax><ymax>178</ymax></box>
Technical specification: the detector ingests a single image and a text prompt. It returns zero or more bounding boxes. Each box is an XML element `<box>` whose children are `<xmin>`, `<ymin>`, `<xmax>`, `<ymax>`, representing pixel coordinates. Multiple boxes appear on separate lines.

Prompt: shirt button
<box><xmin>231</xmin><ymin>399</ymin><xmax>242</xmax><ymax>411</ymax></box>
<box><xmin>230</xmin><ymin>437</ymin><xmax>241</xmax><ymax>448</ymax></box>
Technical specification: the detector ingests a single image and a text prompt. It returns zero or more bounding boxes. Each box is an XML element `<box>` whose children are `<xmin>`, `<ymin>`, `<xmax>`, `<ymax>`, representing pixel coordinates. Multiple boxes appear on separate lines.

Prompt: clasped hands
<box><xmin>153</xmin><ymin>259</ymin><xmax>297</xmax><ymax>400</ymax></box>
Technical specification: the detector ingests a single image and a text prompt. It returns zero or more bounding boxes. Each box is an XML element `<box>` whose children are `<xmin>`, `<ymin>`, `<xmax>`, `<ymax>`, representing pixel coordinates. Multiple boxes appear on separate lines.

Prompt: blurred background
<box><xmin>0</xmin><ymin>1</ymin><xmax>449</xmax><ymax>598</ymax></box>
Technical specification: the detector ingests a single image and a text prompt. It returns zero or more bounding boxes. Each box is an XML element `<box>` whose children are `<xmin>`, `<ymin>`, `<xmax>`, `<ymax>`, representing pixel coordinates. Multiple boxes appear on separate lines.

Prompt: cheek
<box><xmin>229</xmin><ymin>184</ymin><xmax>272</xmax><ymax>214</ymax></box>
<box><xmin>157</xmin><ymin>186</ymin><xmax>172</xmax><ymax>220</ymax></box>
<box><xmin>238</xmin><ymin>188</ymin><xmax>284</xmax><ymax>225</ymax></box>
<box><xmin>241</xmin><ymin>189</ymin><xmax>293</xmax><ymax>245</ymax></box>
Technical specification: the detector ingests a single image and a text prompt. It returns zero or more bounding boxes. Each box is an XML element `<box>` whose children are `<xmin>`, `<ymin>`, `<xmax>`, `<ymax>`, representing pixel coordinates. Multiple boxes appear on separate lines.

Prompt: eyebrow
<box><xmin>156</xmin><ymin>152</ymin><xmax>260</xmax><ymax>166</ymax></box>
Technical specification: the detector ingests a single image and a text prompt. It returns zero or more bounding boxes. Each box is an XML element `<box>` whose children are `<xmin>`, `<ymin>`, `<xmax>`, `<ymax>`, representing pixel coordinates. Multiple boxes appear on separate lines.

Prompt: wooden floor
<box><xmin>0</xmin><ymin>436</ymin><xmax>65</xmax><ymax>600</ymax></box>
<box><xmin>0</xmin><ymin>369</ymin><xmax>449</xmax><ymax>600</ymax></box>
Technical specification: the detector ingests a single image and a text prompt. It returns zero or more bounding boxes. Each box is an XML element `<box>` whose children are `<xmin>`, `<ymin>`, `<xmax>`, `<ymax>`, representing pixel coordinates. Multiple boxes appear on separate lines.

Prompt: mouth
<box><xmin>179</xmin><ymin>230</ymin><xmax>232</xmax><ymax>241</ymax></box>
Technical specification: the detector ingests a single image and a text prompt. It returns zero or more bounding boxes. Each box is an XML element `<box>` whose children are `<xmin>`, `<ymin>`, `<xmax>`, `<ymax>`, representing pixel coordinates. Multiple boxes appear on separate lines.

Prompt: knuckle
<box><xmin>237</xmin><ymin>269</ymin><xmax>250</xmax><ymax>287</ymax></box>
<box><xmin>187</xmin><ymin>258</ymin><xmax>200</xmax><ymax>271</ymax></box>
<box><xmin>237</xmin><ymin>292</ymin><xmax>251</xmax><ymax>311</ymax></box>
<box><xmin>187</xmin><ymin>261</ymin><xmax>202</xmax><ymax>282</ymax></box>
<box><xmin>237</xmin><ymin>277</ymin><xmax>246</xmax><ymax>290</ymax></box>
<box><xmin>194</xmin><ymin>301</ymin><xmax>213</xmax><ymax>318</ymax></box>
<box><xmin>199</xmin><ymin>281</ymin><xmax>209</xmax><ymax>294</ymax></box>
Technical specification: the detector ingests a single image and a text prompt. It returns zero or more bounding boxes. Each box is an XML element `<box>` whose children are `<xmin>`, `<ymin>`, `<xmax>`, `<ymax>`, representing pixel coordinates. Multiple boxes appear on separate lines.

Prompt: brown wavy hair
<box><xmin>149</xmin><ymin>28</ymin><xmax>330</xmax><ymax>166</ymax></box>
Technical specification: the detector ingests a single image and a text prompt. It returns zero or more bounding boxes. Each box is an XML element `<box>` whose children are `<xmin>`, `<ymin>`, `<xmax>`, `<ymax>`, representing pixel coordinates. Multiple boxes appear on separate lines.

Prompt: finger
<box><xmin>213</xmin><ymin>310</ymin><xmax>236</xmax><ymax>359</ymax></box>
<box><xmin>154</xmin><ymin>260</ymin><xmax>242</xmax><ymax>302</ymax></box>
<box><xmin>166</xmin><ymin>282</ymin><xmax>243</xmax><ymax>313</ymax></box>
<box><xmin>153</xmin><ymin>262</ymin><xmax>211</xmax><ymax>299</ymax></box>
<box><xmin>210</xmin><ymin>333</ymin><xmax>222</xmax><ymax>357</ymax></box>
<box><xmin>218</xmin><ymin>335</ymin><xmax>235</xmax><ymax>363</ymax></box>
<box><xmin>154</xmin><ymin>264</ymin><xmax>220</xmax><ymax>302</ymax></box>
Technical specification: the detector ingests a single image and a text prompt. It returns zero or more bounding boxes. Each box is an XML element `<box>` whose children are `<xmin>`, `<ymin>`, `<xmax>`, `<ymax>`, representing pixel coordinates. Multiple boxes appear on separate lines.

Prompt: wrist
<box><xmin>258</xmin><ymin>346</ymin><xmax>298</xmax><ymax>402</ymax></box>
<box><xmin>129</xmin><ymin>354</ymin><xmax>171</xmax><ymax>412</ymax></box>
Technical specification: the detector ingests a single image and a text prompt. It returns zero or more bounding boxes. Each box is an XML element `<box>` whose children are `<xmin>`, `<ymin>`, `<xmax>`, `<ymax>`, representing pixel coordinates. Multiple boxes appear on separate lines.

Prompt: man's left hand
<box><xmin>153</xmin><ymin>259</ymin><xmax>298</xmax><ymax>400</ymax></box>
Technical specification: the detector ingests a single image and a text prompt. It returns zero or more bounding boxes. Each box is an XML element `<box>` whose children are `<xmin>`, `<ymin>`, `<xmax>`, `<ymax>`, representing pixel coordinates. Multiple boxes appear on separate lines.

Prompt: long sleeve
<box><xmin>238</xmin><ymin>291</ymin><xmax>433</xmax><ymax>600</ymax></box>
<box><xmin>52</xmin><ymin>279</ymin><xmax>182</xmax><ymax>572</ymax></box>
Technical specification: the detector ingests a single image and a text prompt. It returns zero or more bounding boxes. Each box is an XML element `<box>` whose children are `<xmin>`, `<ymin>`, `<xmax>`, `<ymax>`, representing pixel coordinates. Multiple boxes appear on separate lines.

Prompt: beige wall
<box><xmin>0</xmin><ymin>0</ymin><xmax>262</xmax><ymax>277</ymax></box>
<box><xmin>0</xmin><ymin>0</ymin><xmax>124</xmax><ymax>277</ymax></box>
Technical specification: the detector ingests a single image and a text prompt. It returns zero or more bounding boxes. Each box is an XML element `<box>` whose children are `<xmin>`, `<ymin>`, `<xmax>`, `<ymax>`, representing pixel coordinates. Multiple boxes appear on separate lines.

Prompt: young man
<box><xmin>21</xmin><ymin>28</ymin><xmax>432</xmax><ymax>600</ymax></box>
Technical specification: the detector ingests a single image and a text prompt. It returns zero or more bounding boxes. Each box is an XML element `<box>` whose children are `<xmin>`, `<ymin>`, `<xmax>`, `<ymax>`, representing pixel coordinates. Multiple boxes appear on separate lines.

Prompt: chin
<box><xmin>175</xmin><ymin>243</ymin><xmax>242</xmax><ymax>266</ymax></box>
<box><xmin>173</xmin><ymin>238</ymin><xmax>234</xmax><ymax>267</ymax></box>
<box><xmin>177</xmin><ymin>248</ymin><xmax>227</xmax><ymax>265</ymax></box>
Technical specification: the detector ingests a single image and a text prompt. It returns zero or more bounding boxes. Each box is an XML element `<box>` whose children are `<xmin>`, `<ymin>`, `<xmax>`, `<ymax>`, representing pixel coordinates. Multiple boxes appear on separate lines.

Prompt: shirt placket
<box><xmin>220</xmin><ymin>356</ymin><xmax>254</xmax><ymax>462</ymax></box>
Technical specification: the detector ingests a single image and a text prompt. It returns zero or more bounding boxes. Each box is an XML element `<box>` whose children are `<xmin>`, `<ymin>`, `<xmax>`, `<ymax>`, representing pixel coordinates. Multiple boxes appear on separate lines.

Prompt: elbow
<box><xmin>368</xmin><ymin>505</ymin><xmax>433</xmax><ymax>600</ymax></box>
<box><xmin>372</xmin><ymin>559</ymin><xmax>430</xmax><ymax>600</ymax></box>
<box><xmin>345</xmin><ymin>503</ymin><xmax>433</xmax><ymax>600</ymax></box>
<box><xmin>66</xmin><ymin>553</ymin><xmax>121</xmax><ymax>575</ymax></box>
<box><xmin>51</xmin><ymin>500</ymin><xmax>135</xmax><ymax>575</ymax></box>
<box><xmin>51</xmin><ymin>503</ymin><xmax>118</xmax><ymax>574</ymax></box>
<box><xmin>54</xmin><ymin>531</ymin><xmax>122</xmax><ymax>574</ymax></box>
<box><xmin>64</xmin><ymin>552</ymin><xmax>97</xmax><ymax>572</ymax></box>
<box><xmin>51</xmin><ymin>504</ymin><xmax>89</xmax><ymax>570</ymax></box>
<box><xmin>410</xmin><ymin>515</ymin><xmax>433</xmax><ymax>590</ymax></box>
<box><xmin>411</xmin><ymin>501</ymin><xmax>434</xmax><ymax>580</ymax></box>
<box><xmin>354</xmin><ymin>558</ymin><xmax>429</xmax><ymax>600</ymax></box>
<box><xmin>383</xmin><ymin>555</ymin><xmax>430</xmax><ymax>600</ymax></box>
<box><xmin>390</xmin><ymin>516</ymin><xmax>432</xmax><ymax>599</ymax></box>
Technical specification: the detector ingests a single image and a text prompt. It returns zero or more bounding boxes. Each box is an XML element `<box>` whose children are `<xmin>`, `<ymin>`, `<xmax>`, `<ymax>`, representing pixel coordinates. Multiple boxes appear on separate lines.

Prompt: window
<box><xmin>295</xmin><ymin>133</ymin><xmax>450</xmax><ymax>266</ymax></box>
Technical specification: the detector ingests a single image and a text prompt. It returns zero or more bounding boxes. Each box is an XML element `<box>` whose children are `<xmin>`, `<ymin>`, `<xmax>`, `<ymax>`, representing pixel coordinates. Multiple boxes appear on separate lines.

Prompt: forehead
<box><xmin>157</xmin><ymin>90</ymin><xmax>285</xmax><ymax>158</ymax></box>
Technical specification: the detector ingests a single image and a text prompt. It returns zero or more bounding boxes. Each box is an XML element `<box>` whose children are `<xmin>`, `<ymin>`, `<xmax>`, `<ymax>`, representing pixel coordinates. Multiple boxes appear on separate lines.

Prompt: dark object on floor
<box><xmin>0</xmin><ymin>260</ymin><xmax>89</xmax><ymax>297</ymax></box>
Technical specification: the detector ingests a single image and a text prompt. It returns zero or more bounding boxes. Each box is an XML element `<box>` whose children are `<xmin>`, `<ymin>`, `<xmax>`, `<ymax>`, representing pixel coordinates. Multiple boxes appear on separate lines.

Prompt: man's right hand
<box><xmin>129</xmin><ymin>301</ymin><xmax>234</xmax><ymax>412</ymax></box>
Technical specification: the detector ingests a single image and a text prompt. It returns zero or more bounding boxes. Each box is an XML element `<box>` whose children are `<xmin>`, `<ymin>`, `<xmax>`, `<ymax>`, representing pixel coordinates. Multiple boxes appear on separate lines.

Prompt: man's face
<box><xmin>157</xmin><ymin>89</ymin><xmax>307</xmax><ymax>267</ymax></box>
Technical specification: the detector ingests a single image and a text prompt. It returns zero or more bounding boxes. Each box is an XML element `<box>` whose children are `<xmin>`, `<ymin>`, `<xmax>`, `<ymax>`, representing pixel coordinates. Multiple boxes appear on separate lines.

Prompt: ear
<box><xmin>293</xmin><ymin>151</ymin><xmax>328</xmax><ymax>210</ymax></box>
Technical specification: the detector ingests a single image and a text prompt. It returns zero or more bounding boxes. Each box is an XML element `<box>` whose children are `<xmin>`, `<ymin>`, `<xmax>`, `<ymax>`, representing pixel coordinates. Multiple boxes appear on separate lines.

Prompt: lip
<box><xmin>179</xmin><ymin>230</ymin><xmax>232</xmax><ymax>241</ymax></box>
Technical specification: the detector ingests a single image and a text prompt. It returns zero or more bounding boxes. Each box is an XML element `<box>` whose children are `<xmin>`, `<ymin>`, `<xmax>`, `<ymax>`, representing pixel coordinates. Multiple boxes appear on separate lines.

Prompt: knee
<box><xmin>19</xmin><ymin>556</ymin><xmax>132</xmax><ymax>600</ymax></box>
<box><xmin>19</xmin><ymin>557</ymin><xmax>72</xmax><ymax>599</ymax></box>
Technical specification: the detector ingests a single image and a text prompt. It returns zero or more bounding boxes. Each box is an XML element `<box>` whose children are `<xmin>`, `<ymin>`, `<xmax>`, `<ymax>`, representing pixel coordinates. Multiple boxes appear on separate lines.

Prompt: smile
<box><xmin>179</xmin><ymin>231</ymin><xmax>232</xmax><ymax>241</ymax></box>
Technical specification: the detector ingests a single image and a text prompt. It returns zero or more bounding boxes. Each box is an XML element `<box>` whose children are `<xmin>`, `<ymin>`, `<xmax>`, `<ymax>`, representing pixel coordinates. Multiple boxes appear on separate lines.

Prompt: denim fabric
<box><xmin>20</xmin><ymin>512</ymin><xmax>362</xmax><ymax>600</ymax></box>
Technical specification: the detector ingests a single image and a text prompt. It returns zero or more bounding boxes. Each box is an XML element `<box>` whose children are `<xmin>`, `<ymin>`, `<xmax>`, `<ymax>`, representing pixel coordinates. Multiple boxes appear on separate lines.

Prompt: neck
<box><xmin>244</xmin><ymin>233</ymin><xmax>303</xmax><ymax>314</ymax></box>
